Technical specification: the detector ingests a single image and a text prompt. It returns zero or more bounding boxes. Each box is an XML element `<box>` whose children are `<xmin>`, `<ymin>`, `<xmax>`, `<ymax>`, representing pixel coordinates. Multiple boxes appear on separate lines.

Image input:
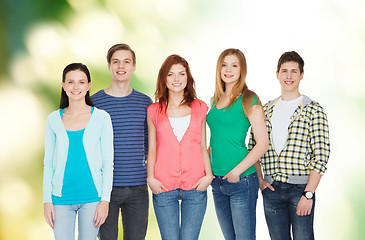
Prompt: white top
<box><xmin>271</xmin><ymin>96</ymin><xmax>303</xmax><ymax>155</ymax></box>
<box><xmin>169</xmin><ymin>115</ymin><xmax>191</xmax><ymax>142</ymax></box>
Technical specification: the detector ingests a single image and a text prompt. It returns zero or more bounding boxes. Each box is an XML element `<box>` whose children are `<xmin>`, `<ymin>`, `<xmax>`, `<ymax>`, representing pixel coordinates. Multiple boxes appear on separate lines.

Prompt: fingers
<box><xmin>94</xmin><ymin>212</ymin><xmax>106</xmax><ymax>228</ymax></box>
<box><xmin>160</xmin><ymin>183</ymin><xmax>168</xmax><ymax>192</ymax></box>
<box><xmin>266</xmin><ymin>183</ymin><xmax>275</xmax><ymax>191</ymax></box>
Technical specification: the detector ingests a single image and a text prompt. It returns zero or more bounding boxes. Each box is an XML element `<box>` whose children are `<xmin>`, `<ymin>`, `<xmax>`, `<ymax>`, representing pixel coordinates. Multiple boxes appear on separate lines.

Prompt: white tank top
<box><xmin>169</xmin><ymin>115</ymin><xmax>191</xmax><ymax>142</ymax></box>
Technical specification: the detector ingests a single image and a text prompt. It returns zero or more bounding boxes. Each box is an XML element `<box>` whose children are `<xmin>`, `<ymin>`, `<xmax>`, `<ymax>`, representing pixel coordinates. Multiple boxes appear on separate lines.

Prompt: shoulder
<box><xmin>264</xmin><ymin>96</ymin><xmax>280</xmax><ymax>110</ymax></box>
<box><xmin>303</xmin><ymin>96</ymin><xmax>327</xmax><ymax>116</ymax></box>
<box><xmin>192</xmin><ymin>99</ymin><xmax>208</xmax><ymax>111</ymax></box>
<box><xmin>132</xmin><ymin>89</ymin><xmax>152</xmax><ymax>102</ymax></box>
<box><xmin>93</xmin><ymin>107</ymin><xmax>110</xmax><ymax>118</ymax></box>
<box><xmin>91</xmin><ymin>90</ymin><xmax>105</xmax><ymax>99</ymax></box>
<box><xmin>147</xmin><ymin>102</ymin><xmax>160</xmax><ymax>113</ymax></box>
<box><xmin>47</xmin><ymin>110</ymin><xmax>60</xmax><ymax>121</ymax></box>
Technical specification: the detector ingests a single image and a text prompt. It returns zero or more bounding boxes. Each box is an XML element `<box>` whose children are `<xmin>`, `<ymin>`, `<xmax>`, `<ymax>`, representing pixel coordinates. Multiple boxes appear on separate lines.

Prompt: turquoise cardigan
<box><xmin>43</xmin><ymin>107</ymin><xmax>114</xmax><ymax>203</ymax></box>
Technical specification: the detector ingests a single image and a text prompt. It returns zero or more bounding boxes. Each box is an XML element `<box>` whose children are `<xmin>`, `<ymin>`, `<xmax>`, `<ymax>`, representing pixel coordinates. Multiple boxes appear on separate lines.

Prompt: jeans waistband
<box><xmin>264</xmin><ymin>175</ymin><xmax>309</xmax><ymax>184</ymax></box>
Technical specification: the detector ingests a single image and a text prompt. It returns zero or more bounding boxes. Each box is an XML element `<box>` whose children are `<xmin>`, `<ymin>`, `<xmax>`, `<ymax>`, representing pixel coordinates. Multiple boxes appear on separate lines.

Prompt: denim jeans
<box><xmin>53</xmin><ymin>201</ymin><xmax>99</xmax><ymax>240</ymax></box>
<box><xmin>262</xmin><ymin>181</ymin><xmax>315</xmax><ymax>240</ymax></box>
<box><xmin>153</xmin><ymin>189</ymin><xmax>207</xmax><ymax>240</ymax></box>
<box><xmin>211</xmin><ymin>172</ymin><xmax>259</xmax><ymax>240</ymax></box>
<box><xmin>99</xmin><ymin>185</ymin><xmax>149</xmax><ymax>240</ymax></box>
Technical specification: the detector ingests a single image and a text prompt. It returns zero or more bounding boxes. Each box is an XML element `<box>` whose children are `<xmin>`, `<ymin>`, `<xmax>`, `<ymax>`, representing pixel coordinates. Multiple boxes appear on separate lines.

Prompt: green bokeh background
<box><xmin>1</xmin><ymin>0</ymin><xmax>364</xmax><ymax>239</ymax></box>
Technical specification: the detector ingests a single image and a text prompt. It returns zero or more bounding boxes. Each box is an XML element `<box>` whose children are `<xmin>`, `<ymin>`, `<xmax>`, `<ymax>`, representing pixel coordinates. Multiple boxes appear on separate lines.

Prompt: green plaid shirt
<box><xmin>249</xmin><ymin>95</ymin><xmax>330</xmax><ymax>183</ymax></box>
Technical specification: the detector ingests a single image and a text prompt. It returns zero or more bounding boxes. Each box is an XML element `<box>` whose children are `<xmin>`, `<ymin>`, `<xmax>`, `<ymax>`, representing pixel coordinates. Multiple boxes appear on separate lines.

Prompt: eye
<box><xmin>233</xmin><ymin>65</ymin><xmax>238</xmax><ymax>67</ymax></box>
<box><xmin>112</xmin><ymin>60</ymin><xmax>118</xmax><ymax>64</ymax></box>
<box><xmin>167</xmin><ymin>73</ymin><xmax>173</xmax><ymax>76</ymax></box>
<box><xmin>180</xmin><ymin>73</ymin><xmax>186</xmax><ymax>76</ymax></box>
<box><xmin>125</xmin><ymin>60</ymin><xmax>130</xmax><ymax>64</ymax></box>
<box><xmin>222</xmin><ymin>64</ymin><xmax>226</xmax><ymax>67</ymax></box>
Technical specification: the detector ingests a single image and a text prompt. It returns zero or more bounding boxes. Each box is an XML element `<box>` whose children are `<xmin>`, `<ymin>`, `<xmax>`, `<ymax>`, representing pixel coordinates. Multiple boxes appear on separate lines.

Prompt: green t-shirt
<box><xmin>207</xmin><ymin>94</ymin><xmax>258</xmax><ymax>176</ymax></box>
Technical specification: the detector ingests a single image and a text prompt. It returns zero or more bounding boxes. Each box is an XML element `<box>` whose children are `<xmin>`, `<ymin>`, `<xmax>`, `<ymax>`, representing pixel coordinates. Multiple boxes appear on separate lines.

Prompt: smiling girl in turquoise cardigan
<box><xmin>43</xmin><ymin>63</ymin><xmax>113</xmax><ymax>240</ymax></box>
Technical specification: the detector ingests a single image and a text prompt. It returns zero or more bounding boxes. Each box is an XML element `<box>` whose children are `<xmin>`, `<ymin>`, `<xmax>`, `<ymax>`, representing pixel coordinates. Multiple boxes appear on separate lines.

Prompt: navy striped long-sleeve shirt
<box><xmin>92</xmin><ymin>89</ymin><xmax>152</xmax><ymax>186</ymax></box>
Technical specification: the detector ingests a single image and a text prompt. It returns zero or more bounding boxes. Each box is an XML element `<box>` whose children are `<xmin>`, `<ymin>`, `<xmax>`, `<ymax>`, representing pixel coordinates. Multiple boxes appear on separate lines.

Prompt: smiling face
<box><xmin>62</xmin><ymin>70</ymin><xmax>90</xmax><ymax>101</ymax></box>
<box><xmin>277</xmin><ymin>61</ymin><xmax>303</xmax><ymax>96</ymax></box>
<box><xmin>166</xmin><ymin>64</ymin><xmax>187</xmax><ymax>94</ymax></box>
<box><xmin>220</xmin><ymin>54</ymin><xmax>241</xmax><ymax>86</ymax></box>
<box><xmin>108</xmin><ymin>50</ymin><xmax>136</xmax><ymax>82</ymax></box>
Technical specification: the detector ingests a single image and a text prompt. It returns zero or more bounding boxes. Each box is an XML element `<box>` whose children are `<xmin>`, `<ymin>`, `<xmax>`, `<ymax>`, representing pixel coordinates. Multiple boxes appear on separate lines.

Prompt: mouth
<box><xmin>172</xmin><ymin>83</ymin><xmax>182</xmax><ymax>87</ymax></box>
<box><xmin>71</xmin><ymin>91</ymin><xmax>81</xmax><ymax>95</ymax></box>
<box><xmin>284</xmin><ymin>81</ymin><xmax>294</xmax><ymax>85</ymax></box>
<box><xmin>116</xmin><ymin>71</ymin><xmax>126</xmax><ymax>75</ymax></box>
<box><xmin>224</xmin><ymin>74</ymin><xmax>234</xmax><ymax>78</ymax></box>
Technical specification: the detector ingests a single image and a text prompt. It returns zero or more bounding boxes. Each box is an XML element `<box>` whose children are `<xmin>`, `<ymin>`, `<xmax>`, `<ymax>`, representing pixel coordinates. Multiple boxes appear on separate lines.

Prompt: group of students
<box><xmin>43</xmin><ymin>43</ymin><xmax>330</xmax><ymax>240</ymax></box>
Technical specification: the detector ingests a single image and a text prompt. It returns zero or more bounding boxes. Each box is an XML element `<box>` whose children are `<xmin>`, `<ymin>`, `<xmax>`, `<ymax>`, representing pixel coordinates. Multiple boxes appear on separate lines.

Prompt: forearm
<box><xmin>202</xmin><ymin>147</ymin><xmax>213</xmax><ymax>176</ymax></box>
<box><xmin>146</xmin><ymin>152</ymin><xmax>156</xmax><ymax>180</ymax></box>
<box><xmin>254</xmin><ymin>161</ymin><xmax>264</xmax><ymax>180</ymax></box>
<box><xmin>305</xmin><ymin>170</ymin><xmax>322</xmax><ymax>193</ymax></box>
<box><xmin>231</xmin><ymin>142</ymin><xmax>268</xmax><ymax>176</ymax></box>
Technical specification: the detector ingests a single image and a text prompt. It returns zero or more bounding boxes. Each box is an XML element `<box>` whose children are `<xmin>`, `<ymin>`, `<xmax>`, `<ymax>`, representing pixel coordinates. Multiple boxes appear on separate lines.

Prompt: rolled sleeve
<box><xmin>308</xmin><ymin>106</ymin><xmax>330</xmax><ymax>175</ymax></box>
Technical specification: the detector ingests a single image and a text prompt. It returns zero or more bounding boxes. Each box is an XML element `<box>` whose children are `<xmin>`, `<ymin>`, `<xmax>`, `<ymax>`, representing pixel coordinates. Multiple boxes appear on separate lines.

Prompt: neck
<box><xmin>281</xmin><ymin>90</ymin><xmax>301</xmax><ymax>101</ymax></box>
<box><xmin>106</xmin><ymin>81</ymin><xmax>132</xmax><ymax>97</ymax></box>
<box><xmin>168</xmin><ymin>91</ymin><xmax>185</xmax><ymax>107</ymax></box>
<box><xmin>224</xmin><ymin>82</ymin><xmax>235</xmax><ymax>96</ymax></box>
<box><xmin>66</xmin><ymin>99</ymin><xmax>90</xmax><ymax>113</ymax></box>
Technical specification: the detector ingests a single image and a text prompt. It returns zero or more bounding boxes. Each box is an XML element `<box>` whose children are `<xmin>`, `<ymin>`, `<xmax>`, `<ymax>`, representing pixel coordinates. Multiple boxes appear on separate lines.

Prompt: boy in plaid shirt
<box><xmin>249</xmin><ymin>51</ymin><xmax>330</xmax><ymax>240</ymax></box>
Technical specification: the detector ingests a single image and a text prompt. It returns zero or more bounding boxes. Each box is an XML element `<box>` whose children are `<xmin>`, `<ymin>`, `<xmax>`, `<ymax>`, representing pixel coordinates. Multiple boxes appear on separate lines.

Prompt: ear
<box><xmin>87</xmin><ymin>82</ymin><xmax>91</xmax><ymax>91</ymax></box>
<box><xmin>300</xmin><ymin>71</ymin><xmax>304</xmax><ymax>80</ymax></box>
<box><xmin>62</xmin><ymin>82</ymin><xmax>66</xmax><ymax>90</ymax></box>
<box><xmin>276</xmin><ymin>71</ymin><xmax>279</xmax><ymax>79</ymax></box>
<box><xmin>108</xmin><ymin>63</ymin><xmax>112</xmax><ymax>72</ymax></box>
<box><xmin>132</xmin><ymin>63</ymin><xmax>136</xmax><ymax>73</ymax></box>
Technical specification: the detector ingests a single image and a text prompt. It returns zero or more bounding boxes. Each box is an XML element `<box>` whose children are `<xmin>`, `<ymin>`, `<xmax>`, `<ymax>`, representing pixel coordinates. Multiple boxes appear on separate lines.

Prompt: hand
<box><xmin>192</xmin><ymin>175</ymin><xmax>214</xmax><ymax>191</ymax></box>
<box><xmin>296</xmin><ymin>196</ymin><xmax>313</xmax><ymax>216</ymax></box>
<box><xmin>94</xmin><ymin>201</ymin><xmax>109</xmax><ymax>228</ymax></box>
<box><xmin>259</xmin><ymin>179</ymin><xmax>275</xmax><ymax>192</ymax></box>
<box><xmin>147</xmin><ymin>177</ymin><xmax>168</xmax><ymax>194</ymax></box>
<box><xmin>223</xmin><ymin>171</ymin><xmax>240</xmax><ymax>183</ymax></box>
<box><xmin>44</xmin><ymin>203</ymin><xmax>55</xmax><ymax>229</ymax></box>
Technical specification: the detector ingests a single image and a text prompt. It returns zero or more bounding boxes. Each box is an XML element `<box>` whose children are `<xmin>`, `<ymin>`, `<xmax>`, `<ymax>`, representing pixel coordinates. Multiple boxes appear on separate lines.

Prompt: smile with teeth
<box><xmin>71</xmin><ymin>91</ymin><xmax>82</xmax><ymax>95</ymax></box>
<box><xmin>284</xmin><ymin>81</ymin><xmax>294</xmax><ymax>85</ymax></box>
<box><xmin>117</xmin><ymin>71</ymin><xmax>126</xmax><ymax>75</ymax></box>
<box><xmin>224</xmin><ymin>74</ymin><xmax>234</xmax><ymax>78</ymax></box>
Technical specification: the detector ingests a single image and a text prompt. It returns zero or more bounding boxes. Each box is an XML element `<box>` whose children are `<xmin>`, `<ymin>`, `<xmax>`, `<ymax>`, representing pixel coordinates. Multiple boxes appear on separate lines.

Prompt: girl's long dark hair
<box><xmin>60</xmin><ymin>63</ymin><xmax>94</xmax><ymax>109</ymax></box>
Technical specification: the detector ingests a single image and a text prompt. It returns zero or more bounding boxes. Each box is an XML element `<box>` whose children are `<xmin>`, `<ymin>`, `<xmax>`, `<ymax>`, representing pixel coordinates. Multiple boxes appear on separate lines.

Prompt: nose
<box><xmin>174</xmin><ymin>74</ymin><xmax>180</xmax><ymax>81</ymax></box>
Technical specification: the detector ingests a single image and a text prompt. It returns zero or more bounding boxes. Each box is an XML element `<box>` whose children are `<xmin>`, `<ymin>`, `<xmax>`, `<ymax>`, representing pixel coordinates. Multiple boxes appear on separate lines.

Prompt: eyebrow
<box><xmin>111</xmin><ymin>58</ymin><xmax>132</xmax><ymax>61</ymax></box>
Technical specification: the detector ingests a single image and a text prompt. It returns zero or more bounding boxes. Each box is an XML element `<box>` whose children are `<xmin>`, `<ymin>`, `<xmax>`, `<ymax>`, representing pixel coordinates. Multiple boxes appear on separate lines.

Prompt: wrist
<box><xmin>303</xmin><ymin>191</ymin><xmax>315</xmax><ymax>200</ymax></box>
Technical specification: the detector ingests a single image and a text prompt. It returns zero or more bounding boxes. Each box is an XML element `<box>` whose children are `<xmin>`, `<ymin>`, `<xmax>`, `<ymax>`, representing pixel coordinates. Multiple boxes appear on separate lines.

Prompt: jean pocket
<box><xmin>293</xmin><ymin>184</ymin><xmax>306</xmax><ymax>193</ymax></box>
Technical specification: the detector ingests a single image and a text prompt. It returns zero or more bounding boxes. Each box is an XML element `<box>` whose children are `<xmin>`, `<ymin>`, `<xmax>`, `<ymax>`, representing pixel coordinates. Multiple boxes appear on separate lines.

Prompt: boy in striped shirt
<box><xmin>92</xmin><ymin>43</ymin><xmax>152</xmax><ymax>240</ymax></box>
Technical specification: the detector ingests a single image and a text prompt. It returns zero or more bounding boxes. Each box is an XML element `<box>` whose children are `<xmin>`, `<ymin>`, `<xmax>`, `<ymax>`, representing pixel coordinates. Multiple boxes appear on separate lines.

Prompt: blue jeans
<box><xmin>99</xmin><ymin>185</ymin><xmax>149</xmax><ymax>240</ymax></box>
<box><xmin>153</xmin><ymin>189</ymin><xmax>207</xmax><ymax>240</ymax></box>
<box><xmin>211</xmin><ymin>172</ymin><xmax>259</xmax><ymax>240</ymax></box>
<box><xmin>262</xmin><ymin>181</ymin><xmax>315</xmax><ymax>240</ymax></box>
<box><xmin>53</xmin><ymin>201</ymin><xmax>99</xmax><ymax>240</ymax></box>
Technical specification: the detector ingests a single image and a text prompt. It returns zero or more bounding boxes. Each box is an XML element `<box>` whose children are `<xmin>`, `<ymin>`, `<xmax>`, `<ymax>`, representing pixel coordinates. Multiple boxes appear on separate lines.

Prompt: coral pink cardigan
<box><xmin>147</xmin><ymin>100</ymin><xmax>208</xmax><ymax>191</ymax></box>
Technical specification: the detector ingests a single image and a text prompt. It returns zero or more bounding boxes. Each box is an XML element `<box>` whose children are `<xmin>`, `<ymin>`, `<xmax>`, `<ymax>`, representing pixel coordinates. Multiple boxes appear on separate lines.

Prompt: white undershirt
<box><xmin>169</xmin><ymin>115</ymin><xmax>191</xmax><ymax>142</ymax></box>
<box><xmin>271</xmin><ymin>96</ymin><xmax>303</xmax><ymax>155</ymax></box>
